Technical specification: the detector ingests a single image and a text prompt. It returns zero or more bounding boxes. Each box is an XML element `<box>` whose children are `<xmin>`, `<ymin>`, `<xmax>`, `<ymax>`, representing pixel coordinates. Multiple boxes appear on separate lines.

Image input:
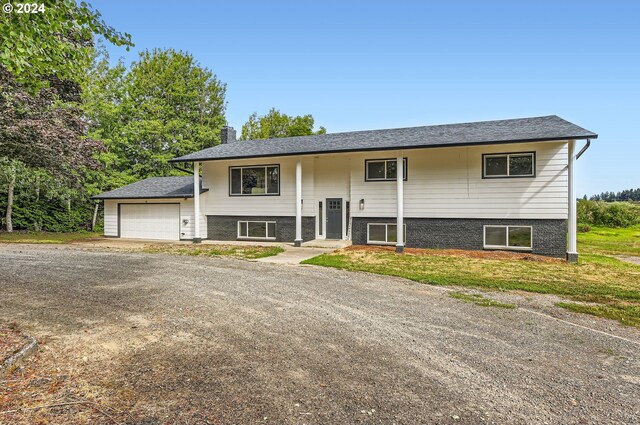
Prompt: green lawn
<box><xmin>303</xmin><ymin>228</ymin><xmax>640</xmax><ymax>327</ymax></box>
<box><xmin>577</xmin><ymin>225</ymin><xmax>640</xmax><ymax>256</ymax></box>
<box><xmin>0</xmin><ymin>231</ymin><xmax>101</xmax><ymax>244</ymax></box>
<box><xmin>143</xmin><ymin>244</ymin><xmax>284</xmax><ymax>259</ymax></box>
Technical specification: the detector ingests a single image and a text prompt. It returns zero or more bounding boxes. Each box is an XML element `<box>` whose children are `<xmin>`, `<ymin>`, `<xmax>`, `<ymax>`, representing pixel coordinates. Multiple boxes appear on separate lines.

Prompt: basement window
<box><xmin>483</xmin><ymin>152</ymin><xmax>535</xmax><ymax>178</ymax></box>
<box><xmin>238</xmin><ymin>221</ymin><xmax>276</xmax><ymax>240</ymax></box>
<box><xmin>365</xmin><ymin>158</ymin><xmax>408</xmax><ymax>181</ymax></box>
<box><xmin>367</xmin><ymin>223</ymin><xmax>407</xmax><ymax>245</ymax></box>
<box><xmin>483</xmin><ymin>225</ymin><xmax>532</xmax><ymax>250</ymax></box>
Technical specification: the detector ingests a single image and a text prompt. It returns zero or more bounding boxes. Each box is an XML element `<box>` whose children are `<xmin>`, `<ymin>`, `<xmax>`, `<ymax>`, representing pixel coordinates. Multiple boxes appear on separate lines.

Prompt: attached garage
<box><xmin>120</xmin><ymin>203</ymin><xmax>180</xmax><ymax>240</ymax></box>
<box><xmin>94</xmin><ymin>176</ymin><xmax>208</xmax><ymax>241</ymax></box>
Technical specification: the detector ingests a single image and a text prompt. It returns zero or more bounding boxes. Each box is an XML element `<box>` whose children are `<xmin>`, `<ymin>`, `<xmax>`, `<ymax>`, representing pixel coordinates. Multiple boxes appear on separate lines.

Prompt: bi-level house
<box><xmin>94</xmin><ymin>115</ymin><xmax>597</xmax><ymax>261</ymax></box>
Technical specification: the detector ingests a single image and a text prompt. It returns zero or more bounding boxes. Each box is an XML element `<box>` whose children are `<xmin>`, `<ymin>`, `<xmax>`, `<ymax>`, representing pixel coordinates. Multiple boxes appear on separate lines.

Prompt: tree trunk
<box><xmin>91</xmin><ymin>202</ymin><xmax>99</xmax><ymax>231</ymax></box>
<box><xmin>6</xmin><ymin>168</ymin><xmax>15</xmax><ymax>232</ymax></box>
<box><xmin>67</xmin><ymin>197</ymin><xmax>71</xmax><ymax>211</ymax></box>
<box><xmin>35</xmin><ymin>175</ymin><xmax>40</xmax><ymax>201</ymax></box>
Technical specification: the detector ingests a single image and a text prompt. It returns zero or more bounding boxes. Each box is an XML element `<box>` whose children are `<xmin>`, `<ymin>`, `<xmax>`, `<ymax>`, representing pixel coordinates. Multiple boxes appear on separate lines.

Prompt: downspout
<box><xmin>575</xmin><ymin>139</ymin><xmax>591</xmax><ymax>160</ymax></box>
<box><xmin>566</xmin><ymin>139</ymin><xmax>591</xmax><ymax>263</ymax></box>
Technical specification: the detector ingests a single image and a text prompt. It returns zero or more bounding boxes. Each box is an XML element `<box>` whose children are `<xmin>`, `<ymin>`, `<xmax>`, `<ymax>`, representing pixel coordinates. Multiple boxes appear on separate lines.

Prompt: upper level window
<box><xmin>365</xmin><ymin>158</ymin><xmax>408</xmax><ymax>181</ymax></box>
<box><xmin>483</xmin><ymin>152</ymin><xmax>535</xmax><ymax>178</ymax></box>
<box><xmin>230</xmin><ymin>165</ymin><xmax>279</xmax><ymax>196</ymax></box>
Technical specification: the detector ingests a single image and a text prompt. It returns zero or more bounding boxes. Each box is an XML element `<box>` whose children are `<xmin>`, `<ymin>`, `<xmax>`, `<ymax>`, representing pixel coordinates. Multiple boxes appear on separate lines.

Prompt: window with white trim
<box><xmin>483</xmin><ymin>152</ymin><xmax>535</xmax><ymax>178</ymax></box>
<box><xmin>238</xmin><ymin>221</ymin><xmax>276</xmax><ymax>239</ymax></box>
<box><xmin>483</xmin><ymin>225</ymin><xmax>532</xmax><ymax>250</ymax></box>
<box><xmin>365</xmin><ymin>158</ymin><xmax>408</xmax><ymax>181</ymax></box>
<box><xmin>367</xmin><ymin>223</ymin><xmax>407</xmax><ymax>244</ymax></box>
<box><xmin>230</xmin><ymin>165</ymin><xmax>279</xmax><ymax>195</ymax></box>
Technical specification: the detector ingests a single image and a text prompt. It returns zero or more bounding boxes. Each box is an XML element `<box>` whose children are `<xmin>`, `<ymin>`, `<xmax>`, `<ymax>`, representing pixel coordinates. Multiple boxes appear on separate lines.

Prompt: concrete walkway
<box><xmin>257</xmin><ymin>245</ymin><xmax>334</xmax><ymax>264</ymax></box>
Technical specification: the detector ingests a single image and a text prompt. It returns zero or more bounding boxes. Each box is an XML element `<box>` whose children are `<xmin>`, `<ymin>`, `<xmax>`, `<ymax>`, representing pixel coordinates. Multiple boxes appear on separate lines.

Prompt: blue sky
<box><xmin>92</xmin><ymin>0</ymin><xmax>639</xmax><ymax>196</ymax></box>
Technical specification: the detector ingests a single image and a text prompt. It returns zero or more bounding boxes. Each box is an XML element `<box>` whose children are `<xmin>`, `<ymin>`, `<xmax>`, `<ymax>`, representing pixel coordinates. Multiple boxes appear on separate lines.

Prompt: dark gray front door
<box><xmin>326</xmin><ymin>198</ymin><xmax>342</xmax><ymax>239</ymax></box>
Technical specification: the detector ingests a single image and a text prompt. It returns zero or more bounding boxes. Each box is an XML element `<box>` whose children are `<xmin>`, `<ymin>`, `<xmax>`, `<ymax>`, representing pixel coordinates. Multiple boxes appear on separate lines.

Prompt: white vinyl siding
<box><xmin>202</xmin><ymin>157</ymin><xmax>315</xmax><ymax>217</ymax></box>
<box><xmin>350</xmin><ymin>141</ymin><xmax>568</xmax><ymax>219</ymax></box>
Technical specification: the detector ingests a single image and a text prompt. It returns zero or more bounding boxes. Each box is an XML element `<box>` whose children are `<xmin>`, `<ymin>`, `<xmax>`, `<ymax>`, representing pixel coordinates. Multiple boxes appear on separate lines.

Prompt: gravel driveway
<box><xmin>1</xmin><ymin>244</ymin><xmax>638</xmax><ymax>424</ymax></box>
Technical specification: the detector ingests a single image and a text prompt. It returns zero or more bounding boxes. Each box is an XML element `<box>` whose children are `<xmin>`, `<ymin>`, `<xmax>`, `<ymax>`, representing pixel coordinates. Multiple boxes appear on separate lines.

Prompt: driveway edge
<box><xmin>1</xmin><ymin>336</ymin><xmax>38</xmax><ymax>376</ymax></box>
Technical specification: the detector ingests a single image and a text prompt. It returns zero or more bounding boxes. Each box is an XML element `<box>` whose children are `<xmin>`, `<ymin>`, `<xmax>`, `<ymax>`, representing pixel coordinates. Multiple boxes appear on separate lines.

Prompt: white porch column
<box><xmin>567</xmin><ymin>140</ymin><xmax>577</xmax><ymax>262</ymax></box>
<box><xmin>294</xmin><ymin>159</ymin><xmax>302</xmax><ymax>247</ymax></box>
<box><xmin>193</xmin><ymin>161</ymin><xmax>201</xmax><ymax>243</ymax></box>
<box><xmin>396</xmin><ymin>155</ymin><xmax>404</xmax><ymax>253</ymax></box>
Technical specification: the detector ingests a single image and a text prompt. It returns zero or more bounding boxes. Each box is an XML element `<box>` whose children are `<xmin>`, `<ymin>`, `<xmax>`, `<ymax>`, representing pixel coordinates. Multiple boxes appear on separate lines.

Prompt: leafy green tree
<box><xmin>85</xmin><ymin>49</ymin><xmax>227</xmax><ymax>179</ymax></box>
<box><xmin>240</xmin><ymin>108</ymin><xmax>326</xmax><ymax>140</ymax></box>
<box><xmin>0</xmin><ymin>0</ymin><xmax>132</xmax><ymax>231</ymax></box>
<box><xmin>0</xmin><ymin>0</ymin><xmax>133</xmax><ymax>92</ymax></box>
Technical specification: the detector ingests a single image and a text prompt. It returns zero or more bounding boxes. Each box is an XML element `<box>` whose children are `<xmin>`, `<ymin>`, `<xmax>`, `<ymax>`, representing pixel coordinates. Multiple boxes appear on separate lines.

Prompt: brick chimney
<box><xmin>220</xmin><ymin>126</ymin><xmax>236</xmax><ymax>144</ymax></box>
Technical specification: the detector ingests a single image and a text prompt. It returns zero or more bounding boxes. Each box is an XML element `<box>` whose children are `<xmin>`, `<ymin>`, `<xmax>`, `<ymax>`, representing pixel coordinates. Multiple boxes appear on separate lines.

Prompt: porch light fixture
<box><xmin>359</xmin><ymin>199</ymin><xmax>365</xmax><ymax>210</ymax></box>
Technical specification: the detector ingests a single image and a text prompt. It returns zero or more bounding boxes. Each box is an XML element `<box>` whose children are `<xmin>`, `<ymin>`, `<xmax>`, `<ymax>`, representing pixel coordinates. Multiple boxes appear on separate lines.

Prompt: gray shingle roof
<box><xmin>170</xmin><ymin>115</ymin><xmax>597</xmax><ymax>163</ymax></box>
<box><xmin>93</xmin><ymin>176</ymin><xmax>207</xmax><ymax>200</ymax></box>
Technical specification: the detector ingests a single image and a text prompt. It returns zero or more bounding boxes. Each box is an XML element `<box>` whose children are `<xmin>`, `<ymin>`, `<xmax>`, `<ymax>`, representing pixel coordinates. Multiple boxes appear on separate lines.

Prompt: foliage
<box><xmin>577</xmin><ymin>199</ymin><xmax>640</xmax><ymax>228</ymax></box>
<box><xmin>0</xmin><ymin>67</ymin><xmax>104</xmax><ymax>179</ymax></box>
<box><xmin>0</xmin><ymin>0</ymin><xmax>133</xmax><ymax>92</ymax></box>
<box><xmin>588</xmin><ymin>188</ymin><xmax>640</xmax><ymax>202</ymax></box>
<box><xmin>240</xmin><ymin>108</ymin><xmax>326</xmax><ymax>140</ymax></box>
<box><xmin>83</xmin><ymin>48</ymin><xmax>227</xmax><ymax>181</ymax></box>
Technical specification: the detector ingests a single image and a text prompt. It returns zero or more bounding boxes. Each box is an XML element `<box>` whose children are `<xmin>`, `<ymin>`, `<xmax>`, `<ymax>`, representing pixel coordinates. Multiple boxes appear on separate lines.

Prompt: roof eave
<box><xmin>168</xmin><ymin>134</ymin><xmax>597</xmax><ymax>163</ymax></box>
<box><xmin>92</xmin><ymin>188</ymin><xmax>209</xmax><ymax>200</ymax></box>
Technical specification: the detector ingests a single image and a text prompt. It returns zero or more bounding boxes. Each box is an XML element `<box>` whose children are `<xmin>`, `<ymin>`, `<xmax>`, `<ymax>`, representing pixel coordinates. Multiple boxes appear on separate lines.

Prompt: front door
<box><xmin>326</xmin><ymin>198</ymin><xmax>342</xmax><ymax>239</ymax></box>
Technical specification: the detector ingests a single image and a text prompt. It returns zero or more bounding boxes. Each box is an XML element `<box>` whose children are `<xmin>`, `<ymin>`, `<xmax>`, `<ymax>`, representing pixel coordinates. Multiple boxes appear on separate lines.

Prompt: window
<box><xmin>483</xmin><ymin>225</ymin><xmax>532</xmax><ymax>250</ymax></box>
<box><xmin>365</xmin><ymin>158</ymin><xmax>408</xmax><ymax>181</ymax></box>
<box><xmin>238</xmin><ymin>221</ymin><xmax>276</xmax><ymax>239</ymax></box>
<box><xmin>367</xmin><ymin>223</ymin><xmax>407</xmax><ymax>244</ymax></box>
<box><xmin>483</xmin><ymin>153</ymin><xmax>535</xmax><ymax>178</ymax></box>
<box><xmin>230</xmin><ymin>165</ymin><xmax>279</xmax><ymax>195</ymax></box>
<box><xmin>318</xmin><ymin>201</ymin><xmax>323</xmax><ymax>236</ymax></box>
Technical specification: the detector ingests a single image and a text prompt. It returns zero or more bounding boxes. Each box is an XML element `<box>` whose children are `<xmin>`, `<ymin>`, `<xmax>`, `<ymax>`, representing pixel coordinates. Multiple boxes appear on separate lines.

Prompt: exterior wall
<box><xmin>349</xmin><ymin>141</ymin><xmax>568</xmax><ymax>219</ymax></box>
<box><xmin>201</xmin><ymin>156</ymin><xmax>315</xmax><ymax>217</ymax></box>
<box><xmin>102</xmin><ymin>196</ymin><xmax>208</xmax><ymax>240</ymax></box>
<box><xmin>207</xmin><ymin>215</ymin><xmax>315</xmax><ymax>242</ymax></box>
<box><xmin>196</xmin><ymin>140</ymin><xmax>569</xmax><ymax>246</ymax></box>
<box><xmin>313</xmin><ymin>155</ymin><xmax>351</xmax><ymax>239</ymax></box>
<box><xmin>351</xmin><ymin>217</ymin><xmax>567</xmax><ymax>258</ymax></box>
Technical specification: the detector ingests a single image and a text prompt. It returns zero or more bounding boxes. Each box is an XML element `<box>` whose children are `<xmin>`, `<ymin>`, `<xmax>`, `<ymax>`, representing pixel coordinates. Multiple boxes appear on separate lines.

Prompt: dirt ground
<box><xmin>0</xmin><ymin>323</ymin><xmax>28</xmax><ymax>364</ymax></box>
<box><xmin>0</xmin><ymin>244</ymin><xmax>638</xmax><ymax>424</ymax></box>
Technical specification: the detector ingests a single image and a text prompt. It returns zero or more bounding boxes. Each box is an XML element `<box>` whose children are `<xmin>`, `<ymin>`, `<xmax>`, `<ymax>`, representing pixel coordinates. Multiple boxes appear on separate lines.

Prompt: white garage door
<box><xmin>120</xmin><ymin>204</ymin><xmax>180</xmax><ymax>240</ymax></box>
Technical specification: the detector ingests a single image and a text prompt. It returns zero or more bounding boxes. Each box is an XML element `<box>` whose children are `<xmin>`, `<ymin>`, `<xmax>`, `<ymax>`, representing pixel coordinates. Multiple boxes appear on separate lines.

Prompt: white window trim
<box><xmin>483</xmin><ymin>225</ymin><xmax>533</xmax><ymax>250</ymax></box>
<box><xmin>237</xmin><ymin>221</ymin><xmax>277</xmax><ymax>240</ymax></box>
<box><xmin>367</xmin><ymin>223</ymin><xmax>407</xmax><ymax>245</ymax></box>
<box><xmin>229</xmin><ymin>165</ymin><xmax>280</xmax><ymax>196</ymax></box>
<box><xmin>483</xmin><ymin>153</ymin><xmax>535</xmax><ymax>178</ymax></box>
<box><xmin>365</xmin><ymin>158</ymin><xmax>408</xmax><ymax>181</ymax></box>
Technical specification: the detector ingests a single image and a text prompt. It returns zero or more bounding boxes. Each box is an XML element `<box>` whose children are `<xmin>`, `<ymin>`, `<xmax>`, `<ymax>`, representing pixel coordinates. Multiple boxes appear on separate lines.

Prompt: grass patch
<box><xmin>557</xmin><ymin>302</ymin><xmax>640</xmax><ymax>327</ymax></box>
<box><xmin>302</xmin><ymin>246</ymin><xmax>640</xmax><ymax>327</ymax></box>
<box><xmin>577</xmin><ymin>226</ymin><xmax>640</xmax><ymax>256</ymax></box>
<box><xmin>0</xmin><ymin>231</ymin><xmax>101</xmax><ymax>244</ymax></box>
<box><xmin>449</xmin><ymin>292</ymin><xmax>516</xmax><ymax>309</ymax></box>
<box><xmin>143</xmin><ymin>244</ymin><xmax>284</xmax><ymax>259</ymax></box>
